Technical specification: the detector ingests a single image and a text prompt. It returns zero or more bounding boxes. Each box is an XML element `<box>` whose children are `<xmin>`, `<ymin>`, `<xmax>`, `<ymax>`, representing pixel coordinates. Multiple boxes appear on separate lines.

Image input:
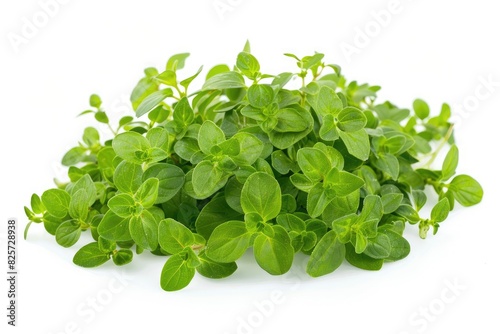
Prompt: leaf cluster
<box><xmin>25</xmin><ymin>43</ymin><xmax>483</xmax><ymax>291</ymax></box>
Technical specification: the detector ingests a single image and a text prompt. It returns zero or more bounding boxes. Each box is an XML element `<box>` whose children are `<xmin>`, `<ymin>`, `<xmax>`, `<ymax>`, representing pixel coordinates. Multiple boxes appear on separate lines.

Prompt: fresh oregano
<box><xmin>24</xmin><ymin>43</ymin><xmax>483</xmax><ymax>291</ymax></box>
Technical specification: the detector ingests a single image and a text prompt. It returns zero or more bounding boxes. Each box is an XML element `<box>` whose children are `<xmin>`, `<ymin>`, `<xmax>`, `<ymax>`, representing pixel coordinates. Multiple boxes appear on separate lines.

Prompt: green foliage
<box><xmin>25</xmin><ymin>45</ymin><xmax>483</xmax><ymax>291</ymax></box>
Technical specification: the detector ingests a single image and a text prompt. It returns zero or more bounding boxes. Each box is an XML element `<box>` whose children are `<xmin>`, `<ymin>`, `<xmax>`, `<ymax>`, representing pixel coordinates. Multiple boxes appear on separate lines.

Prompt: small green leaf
<box><xmin>112</xmin><ymin>132</ymin><xmax>150</xmax><ymax>164</ymax></box>
<box><xmin>413</xmin><ymin>98</ymin><xmax>430</xmax><ymax>120</ymax></box>
<box><xmin>237</xmin><ymin>52</ymin><xmax>260</xmax><ymax>79</ymax></box>
<box><xmin>195</xmin><ymin>196</ymin><xmax>244</xmax><ymax>240</ymax></box>
<box><xmin>198</xmin><ymin>120</ymin><xmax>226</xmax><ymax>155</ymax></box>
<box><xmin>253</xmin><ymin>225</ymin><xmax>294</xmax><ymax>275</ymax></box>
<box><xmin>173</xmin><ymin>97</ymin><xmax>195</xmax><ymax>127</ymax></box>
<box><xmin>142</xmin><ymin>164</ymin><xmax>185</xmax><ymax>203</ymax></box>
<box><xmin>192</xmin><ymin>160</ymin><xmax>228</xmax><ymax>199</ymax></box>
<box><xmin>69</xmin><ymin>189</ymin><xmax>89</xmax><ymax>221</ymax></box>
<box><xmin>241</xmin><ymin>172</ymin><xmax>281</xmax><ymax>221</ymax></box>
<box><xmin>73</xmin><ymin>242</ymin><xmax>110</xmax><ymax>268</ymax></box>
<box><xmin>448</xmin><ymin>175</ymin><xmax>483</xmax><ymax>207</ymax></box>
<box><xmin>61</xmin><ymin>147</ymin><xmax>87</xmax><ymax>166</ymax></box>
<box><xmin>108</xmin><ymin>193</ymin><xmax>135</xmax><ymax>218</ymax></box>
<box><xmin>324</xmin><ymin>168</ymin><xmax>365</xmax><ymax>197</ymax></box>
<box><xmin>135</xmin><ymin>178</ymin><xmax>159</xmax><ymax>208</ymax></box>
<box><xmin>337</xmin><ymin>107</ymin><xmax>367</xmax><ymax>132</ymax></box>
<box><xmin>129</xmin><ymin>210</ymin><xmax>158</xmax><ymax>251</ymax></box>
<box><xmin>114</xmin><ymin>161</ymin><xmax>144</xmax><ymax>194</ymax></box>
<box><xmin>307</xmin><ymin>183</ymin><xmax>332</xmax><ymax>218</ymax></box>
<box><xmin>306</xmin><ymin>230</ymin><xmax>345</xmax><ymax>277</ymax></box>
<box><xmin>196</xmin><ymin>251</ymin><xmax>237</xmax><ymax>279</ymax></box>
<box><xmin>315</xmin><ymin>86</ymin><xmax>343</xmax><ymax>116</ymax></box>
<box><xmin>55</xmin><ymin>220</ymin><xmax>81</xmax><ymax>248</ymax></box>
<box><xmin>41</xmin><ymin>189</ymin><xmax>70</xmax><ymax>218</ymax></box>
<box><xmin>441</xmin><ymin>145</ymin><xmax>459</xmax><ymax>181</ymax></box>
<box><xmin>89</xmin><ymin>94</ymin><xmax>102</xmax><ymax>108</ymax></box>
<box><xmin>160</xmin><ymin>253</ymin><xmax>195</xmax><ymax>292</ymax></box>
<box><xmin>339</xmin><ymin>129</ymin><xmax>370</xmax><ymax>161</ymax></box>
<box><xmin>203</xmin><ymin>72</ymin><xmax>246</xmax><ymax>91</ymax></box>
<box><xmin>431</xmin><ymin>198</ymin><xmax>450</xmax><ymax>223</ymax></box>
<box><xmin>166</xmin><ymin>53</ymin><xmax>190</xmax><ymax>71</ymax></box>
<box><xmin>98</xmin><ymin>211</ymin><xmax>131</xmax><ymax>241</ymax></box>
<box><xmin>158</xmin><ymin>218</ymin><xmax>195</xmax><ymax>254</ymax></box>
<box><xmin>136</xmin><ymin>88</ymin><xmax>174</xmax><ymax>117</ymax></box>
<box><xmin>206</xmin><ymin>221</ymin><xmax>253</xmax><ymax>263</ymax></box>
<box><xmin>112</xmin><ymin>249</ymin><xmax>134</xmax><ymax>266</ymax></box>
<box><xmin>345</xmin><ymin>243</ymin><xmax>383</xmax><ymax>271</ymax></box>
<box><xmin>247</xmin><ymin>84</ymin><xmax>274</xmax><ymax>108</ymax></box>
<box><xmin>297</xmin><ymin>147</ymin><xmax>331</xmax><ymax>182</ymax></box>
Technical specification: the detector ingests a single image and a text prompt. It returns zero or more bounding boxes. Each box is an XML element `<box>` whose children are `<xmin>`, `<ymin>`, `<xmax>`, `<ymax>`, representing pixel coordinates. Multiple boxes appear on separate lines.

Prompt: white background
<box><xmin>1</xmin><ymin>0</ymin><xmax>499</xmax><ymax>333</ymax></box>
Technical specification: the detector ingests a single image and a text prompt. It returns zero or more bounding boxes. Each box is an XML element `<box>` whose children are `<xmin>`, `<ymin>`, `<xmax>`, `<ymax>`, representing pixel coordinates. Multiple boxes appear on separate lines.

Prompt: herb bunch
<box><xmin>25</xmin><ymin>43</ymin><xmax>483</xmax><ymax>291</ymax></box>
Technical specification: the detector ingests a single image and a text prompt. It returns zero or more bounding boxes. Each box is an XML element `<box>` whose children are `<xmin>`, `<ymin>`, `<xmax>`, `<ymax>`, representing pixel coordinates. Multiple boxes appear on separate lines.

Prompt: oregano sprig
<box><xmin>25</xmin><ymin>42</ymin><xmax>483</xmax><ymax>291</ymax></box>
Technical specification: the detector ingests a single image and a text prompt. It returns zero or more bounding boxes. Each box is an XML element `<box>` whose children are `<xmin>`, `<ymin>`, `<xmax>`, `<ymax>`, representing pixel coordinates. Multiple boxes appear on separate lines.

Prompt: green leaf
<box><xmin>166</xmin><ymin>53</ymin><xmax>190</xmax><ymax>71</ymax></box>
<box><xmin>206</xmin><ymin>221</ymin><xmax>253</xmax><ymax>263</ymax></box>
<box><xmin>69</xmin><ymin>189</ymin><xmax>89</xmax><ymax>221</ymax></box>
<box><xmin>324</xmin><ymin>168</ymin><xmax>365</xmax><ymax>197</ymax></box>
<box><xmin>160</xmin><ymin>253</ymin><xmax>195</xmax><ymax>292</ymax></box>
<box><xmin>337</xmin><ymin>107</ymin><xmax>367</xmax><ymax>132</ymax></box>
<box><xmin>230</xmin><ymin>132</ymin><xmax>264</xmax><ymax>166</ymax></box>
<box><xmin>112</xmin><ymin>249</ymin><xmax>134</xmax><ymax>266</ymax></box>
<box><xmin>97</xmin><ymin>211</ymin><xmax>131</xmax><ymax>241</ymax></box>
<box><xmin>195</xmin><ymin>196</ymin><xmax>244</xmax><ymax>240</ymax></box>
<box><xmin>112</xmin><ymin>132</ymin><xmax>150</xmax><ymax>164</ymax></box>
<box><xmin>448</xmin><ymin>175</ymin><xmax>483</xmax><ymax>207</ymax></box>
<box><xmin>180</xmin><ymin>66</ymin><xmax>203</xmax><ymax>90</ymax></box>
<box><xmin>98</xmin><ymin>236</ymin><xmax>116</xmax><ymax>253</ymax></box>
<box><xmin>253</xmin><ymin>225</ymin><xmax>294</xmax><ymax>275</ymax></box>
<box><xmin>156</xmin><ymin>69</ymin><xmax>177</xmax><ymax>86</ymax></box>
<box><xmin>431</xmin><ymin>198</ymin><xmax>450</xmax><ymax>223</ymax></box>
<box><xmin>135</xmin><ymin>178</ymin><xmax>159</xmax><ymax>208</ymax></box>
<box><xmin>363</xmin><ymin>233</ymin><xmax>392</xmax><ymax>259</ymax></box>
<box><xmin>202</xmin><ymin>72</ymin><xmax>246</xmax><ymax>91</ymax></box>
<box><xmin>196</xmin><ymin>250</ymin><xmax>237</xmax><ymax>279</ymax></box>
<box><xmin>381</xmin><ymin>193</ymin><xmax>404</xmax><ymax>214</ymax></box>
<box><xmin>192</xmin><ymin>160</ymin><xmax>228</xmax><ymax>199</ymax></box>
<box><xmin>395</xmin><ymin>204</ymin><xmax>420</xmax><ymax>223</ymax></box>
<box><xmin>61</xmin><ymin>147</ymin><xmax>87</xmax><ymax>166</ymax></box>
<box><xmin>441</xmin><ymin>144</ymin><xmax>459</xmax><ymax>181</ymax></box>
<box><xmin>146</xmin><ymin>127</ymin><xmax>169</xmax><ymax>152</ymax></box>
<box><xmin>108</xmin><ymin>194</ymin><xmax>135</xmax><ymax>218</ymax></box>
<box><xmin>198</xmin><ymin>120</ymin><xmax>226</xmax><ymax>155</ymax></box>
<box><xmin>413</xmin><ymin>98</ymin><xmax>430</xmax><ymax>120</ymax></box>
<box><xmin>55</xmin><ymin>220</ymin><xmax>81</xmax><ymax>248</ymax></box>
<box><xmin>136</xmin><ymin>88</ymin><xmax>173</xmax><ymax>118</ymax></box>
<box><xmin>41</xmin><ymin>189</ymin><xmax>70</xmax><ymax>218</ymax></box>
<box><xmin>274</xmin><ymin>108</ymin><xmax>310</xmax><ymax>133</ymax></box>
<box><xmin>129</xmin><ymin>210</ymin><xmax>158</xmax><ymax>251</ymax></box>
<box><xmin>173</xmin><ymin>97</ymin><xmax>195</xmax><ymax>127</ymax></box>
<box><xmin>314</xmin><ymin>86</ymin><xmax>343</xmax><ymax>116</ymax></box>
<box><xmin>113</xmin><ymin>161</ymin><xmax>144</xmax><ymax>194</ymax></box>
<box><xmin>143</xmin><ymin>164</ymin><xmax>184</xmax><ymax>203</ymax></box>
<box><xmin>67</xmin><ymin>174</ymin><xmax>96</xmax><ymax>207</ymax></box>
<box><xmin>73</xmin><ymin>242</ymin><xmax>110</xmax><ymax>268</ymax></box>
<box><xmin>237</xmin><ymin>52</ymin><xmax>260</xmax><ymax>79</ymax></box>
<box><xmin>307</xmin><ymin>183</ymin><xmax>332</xmax><ymax>218</ymax></box>
<box><xmin>247</xmin><ymin>84</ymin><xmax>274</xmax><ymax>108</ymax></box>
<box><xmin>374</xmin><ymin>153</ymin><xmax>399</xmax><ymax>181</ymax></box>
<box><xmin>95</xmin><ymin>111</ymin><xmax>108</xmax><ymax>123</ymax></box>
<box><xmin>339</xmin><ymin>129</ymin><xmax>370</xmax><ymax>161</ymax></box>
<box><xmin>158</xmin><ymin>218</ymin><xmax>195</xmax><ymax>254</ymax></box>
<box><xmin>241</xmin><ymin>172</ymin><xmax>281</xmax><ymax>221</ymax></box>
<box><xmin>89</xmin><ymin>94</ymin><xmax>102</xmax><ymax>108</ymax></box>
<box><xmin>345</xmin><ymin>243</ymin><xmax>383</xmax><ymax>271</ymax></box>
<box><xmin>297</xmin><ymin>148</ymin><xmax>331</xmax><ymax>182</ymax></box>
<box><xmin>306</xmin><ymin>230</ymin><xmax>345</xmax><ymax>277</ymax></box>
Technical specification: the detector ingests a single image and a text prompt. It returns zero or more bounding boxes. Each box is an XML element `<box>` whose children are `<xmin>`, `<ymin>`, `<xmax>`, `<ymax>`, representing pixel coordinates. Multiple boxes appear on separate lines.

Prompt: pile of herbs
<box><xmin>25</xmin><ymin>44</ymin><xmax>483</xmax><ymax>291</ymax></box>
